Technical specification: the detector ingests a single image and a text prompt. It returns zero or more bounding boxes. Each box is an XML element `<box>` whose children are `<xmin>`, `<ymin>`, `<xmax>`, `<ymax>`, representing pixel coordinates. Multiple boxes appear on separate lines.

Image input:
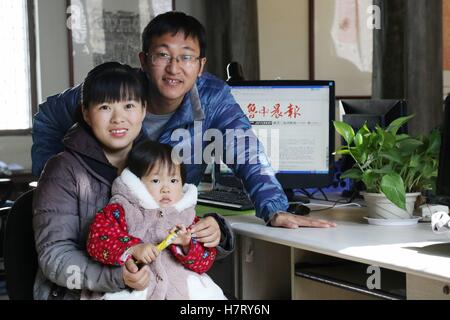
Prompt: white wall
<box><xmin>257</xmin><ymin>0</ymin><xmax>309</xmax><ymax>80</ymax></box>
<box><xmin>174</xmin><ymin>0</ymin><xmax>206</xmax><ymax>26</ymax></box>
<box><xmin>35</xmin><ymin>0</ymin><xmax>70</xmax><ymax>102</ymax></box>
<box><xmin>0</xmin><ymin>136</ymin><xmax>33</xmax><ymax>171</ymax></box>
<box><xmin>445</xmin><ymin>71</ymin><xmax>450</xmax><ymax>98</ymax></box>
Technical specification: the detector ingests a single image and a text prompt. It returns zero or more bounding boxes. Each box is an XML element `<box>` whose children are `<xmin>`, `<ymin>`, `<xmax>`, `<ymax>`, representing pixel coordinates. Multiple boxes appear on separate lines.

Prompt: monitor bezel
<box><xmin>215</xmin><ymin>80</ymin><xmax>335</xmax><ymax>190</ymax></box>
<box><xmin>340</xmin><ymin>99</ymin><xmax>408</xmax><ymax>133</ymax></box>
<box><xmin>437</xmin><ymin>96</ymin><xmax>450</xmax><ymax>197</ymax></box>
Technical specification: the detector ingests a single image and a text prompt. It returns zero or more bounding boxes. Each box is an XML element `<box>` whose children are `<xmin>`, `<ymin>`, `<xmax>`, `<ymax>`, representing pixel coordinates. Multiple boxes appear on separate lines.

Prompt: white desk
<box><xmin>225</xmin><ymin>208</ymin><xmax>450</xmax><ymax>300</ymax></box>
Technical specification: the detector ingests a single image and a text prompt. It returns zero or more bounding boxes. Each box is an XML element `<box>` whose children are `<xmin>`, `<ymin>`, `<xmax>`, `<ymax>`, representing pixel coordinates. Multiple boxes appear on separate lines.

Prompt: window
<box><xmin>0</xmin><ymin>0</ymin><xmax>34</xmax><ymax>132</ymax></box>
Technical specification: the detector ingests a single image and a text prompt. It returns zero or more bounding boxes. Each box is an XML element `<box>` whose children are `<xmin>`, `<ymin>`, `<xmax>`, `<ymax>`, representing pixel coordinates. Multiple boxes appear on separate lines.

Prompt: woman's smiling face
<box><xmin>82</xmin><ymin>99</ymin><xmax>146</xmax><ymax>155</ymax></box>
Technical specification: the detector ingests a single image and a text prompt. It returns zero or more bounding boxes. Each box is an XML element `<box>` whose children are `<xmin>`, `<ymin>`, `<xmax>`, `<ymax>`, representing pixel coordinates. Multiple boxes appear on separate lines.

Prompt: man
<box><xmin>32</xmin><ymin>12</ymin><xmax>336</xmax><ymax>231</ymax></box>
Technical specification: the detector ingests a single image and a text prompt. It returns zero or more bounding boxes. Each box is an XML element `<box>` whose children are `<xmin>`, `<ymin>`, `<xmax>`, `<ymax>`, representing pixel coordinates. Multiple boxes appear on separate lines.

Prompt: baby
<box><xmin>86</xmin><ymin>139</ymin><xmax>226</xmax><ymax>300</ymax></box>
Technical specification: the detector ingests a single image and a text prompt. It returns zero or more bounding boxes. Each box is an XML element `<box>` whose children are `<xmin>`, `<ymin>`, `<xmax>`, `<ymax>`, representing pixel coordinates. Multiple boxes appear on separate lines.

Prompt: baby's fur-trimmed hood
<box><xmin>112</xmin><ymin>168</ymin><xmax>197</xmax><ymax>212</ymax></box>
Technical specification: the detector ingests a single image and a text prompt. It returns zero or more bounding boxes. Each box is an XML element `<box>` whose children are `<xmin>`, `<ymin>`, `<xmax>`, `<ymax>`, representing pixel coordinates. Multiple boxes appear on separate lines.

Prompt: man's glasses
<box><xmin>147</xmin><ymin>52</ymin><xmax>201</xmax><ymax>68</ymax></box>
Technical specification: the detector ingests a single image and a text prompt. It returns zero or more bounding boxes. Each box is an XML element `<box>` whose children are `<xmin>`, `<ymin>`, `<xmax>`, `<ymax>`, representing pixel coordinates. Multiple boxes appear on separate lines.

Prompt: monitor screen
<box><xmin>216</xmin><ymin>80</ymin><xmax>335</xmax><ymax>190</ymax></box>
<box><xmin>437</xmin><ymin>95</ymin><xmax>450</xmax><ymax>198</ymax></box>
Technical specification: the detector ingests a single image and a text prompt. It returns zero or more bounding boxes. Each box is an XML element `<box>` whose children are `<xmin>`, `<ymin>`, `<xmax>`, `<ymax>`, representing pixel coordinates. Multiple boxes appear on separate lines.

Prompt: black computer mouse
<box><xmin>288</xmin><ymin>203</ymin><xmax>311</xmax><ymax>216</ymax></box>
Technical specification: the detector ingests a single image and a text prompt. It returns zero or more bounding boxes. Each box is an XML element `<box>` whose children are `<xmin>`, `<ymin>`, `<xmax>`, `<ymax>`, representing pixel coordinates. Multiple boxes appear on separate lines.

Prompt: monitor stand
<box><xmin>341</xmin><ymin>188</ymin><xmax>361</xmax><ymax>199</ymax></box>
<box><xmin>340</xmin><ymin>180</ymin><xmax>364</xmax><ymax>201</ymax></box>
<box><xmin>284</xmin><ymin>189</ymin><xmax>310</xmax><ymax>203</ymax></box>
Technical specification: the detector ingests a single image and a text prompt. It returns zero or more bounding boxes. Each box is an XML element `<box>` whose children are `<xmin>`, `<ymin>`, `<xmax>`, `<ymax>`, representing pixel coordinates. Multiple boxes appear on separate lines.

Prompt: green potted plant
<box><xmin>333</xmin><ymin>115</ymin><xmax>441</xmax><ymax>219</ymax></box>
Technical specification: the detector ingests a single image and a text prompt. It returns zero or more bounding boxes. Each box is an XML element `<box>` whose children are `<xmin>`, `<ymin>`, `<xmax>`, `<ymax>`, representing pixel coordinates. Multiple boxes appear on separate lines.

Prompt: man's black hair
<box><xmin>142</xmin><ymin>11</ymin><xmax>206</xmax><ymax>58</ymax></box>
<box><xmin>127</xmin><ymin>139</ymin><xmax>186</xmax><ymax>184</ymax></box>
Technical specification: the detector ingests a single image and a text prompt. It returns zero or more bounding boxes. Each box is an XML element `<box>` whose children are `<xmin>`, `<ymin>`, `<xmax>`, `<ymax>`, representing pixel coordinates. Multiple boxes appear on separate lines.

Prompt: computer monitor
<box><xmin>340</xmin><ymin>99</ymin><xmax>408</xmax><ymax>133</ymax></box>
<box><xmin>436</xmin><ymin>95</ymin><xmax>450</xmax><ymax>205</ymax></box>
<box><xmin>214</xmin><ymin>80</ymin><xmax>335</xmax><ymax>196</ymax></box>
<box><xmin>338</xmin><ymin>99</ymin><xmax>409</xmax><ymax>188</ymax></box>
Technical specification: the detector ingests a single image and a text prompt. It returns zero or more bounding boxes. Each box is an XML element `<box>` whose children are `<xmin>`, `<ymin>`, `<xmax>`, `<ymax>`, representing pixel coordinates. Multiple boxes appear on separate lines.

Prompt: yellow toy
<box><xmin>156</xmin><ymin>228</ymin><xmax>181</xmax><ymax>251</ymax></box>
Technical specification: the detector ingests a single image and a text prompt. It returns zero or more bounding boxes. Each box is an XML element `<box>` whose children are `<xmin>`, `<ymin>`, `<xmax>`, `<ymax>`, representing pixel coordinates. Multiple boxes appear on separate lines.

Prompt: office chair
<box><xmin>0</xmin><ymin>206</ymin><xmax>10</xmax><ymax>298</ymax></box>
<box><xmin>0</xmin><ymin>179</ymin><xmax>14</xmax><ymax>294</ymax></box>
<box><xmin>226</xmin><ymin>61</ymin><xmax>245</xmax><ymax>82</ymax></box>
<box><xmin>0</xmin><ymin>207</ymin><xmax>10</xmax><ymax>262</ymax></box>
<box><xmin>0</xmin><ymin>178</ymin><xmax>14</xmax><ymax>208</ymax></box>
<box><xmin>4</xmin><ymin>189</ymin><xmax>37</xmax><ymax>300</ymax></box>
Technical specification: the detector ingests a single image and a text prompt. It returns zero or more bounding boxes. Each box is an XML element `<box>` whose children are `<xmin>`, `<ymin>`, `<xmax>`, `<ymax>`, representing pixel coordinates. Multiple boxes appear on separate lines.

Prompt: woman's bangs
<box><xmin>87</xmin><ymin>73</ymin><xmax>143</xmax><ymax>106</ymax></box>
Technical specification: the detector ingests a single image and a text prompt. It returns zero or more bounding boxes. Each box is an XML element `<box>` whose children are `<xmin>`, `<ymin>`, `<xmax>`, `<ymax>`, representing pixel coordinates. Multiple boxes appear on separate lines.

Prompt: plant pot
<box><xmin>361</xmin><ymin>192</ymin><xmax>421</xmax><ymax>219</ymax></box>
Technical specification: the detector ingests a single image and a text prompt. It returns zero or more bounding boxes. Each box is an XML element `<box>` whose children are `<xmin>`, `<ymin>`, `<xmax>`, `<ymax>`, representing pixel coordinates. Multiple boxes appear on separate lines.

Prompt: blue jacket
<box><xmin>32</xmin><ymin>72</ymin><xmax>289</xmax><ymax>221</ymax></box>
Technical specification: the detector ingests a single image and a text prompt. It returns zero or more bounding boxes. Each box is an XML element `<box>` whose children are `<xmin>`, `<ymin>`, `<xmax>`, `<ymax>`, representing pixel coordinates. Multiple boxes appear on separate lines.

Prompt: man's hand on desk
<box><xmin>269</xmin><ymin>212</ymin><xmax>337</xmax><ymax>228</ymax></box>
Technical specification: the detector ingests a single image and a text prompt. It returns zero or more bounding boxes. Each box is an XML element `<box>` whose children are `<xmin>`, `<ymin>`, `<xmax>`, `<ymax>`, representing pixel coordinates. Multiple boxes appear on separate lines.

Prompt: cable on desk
<box><xmin>317</xmin><ymin>188</ymin><xmax>329</xmax><ymax>202</ymax></box>
<box><xmin>307</xmin><ymin>200</ymin><xmax>364</xmax><ymax>212</ymax></box>
<box><xmin>297</xmin><ymin>186</ymin><xmax>361</xmax><ymax>204</ymax></box>
<box><xmin>304</xmin><ymin>196</ymin><xmax>357</xmax><ymax>205</ymax></box>
<box><xmin>300</xmin><ymin>188</ymin><xmax>330</xmax><ymax>202</ymax></box>
<box><xmin>308</xmin><ymin>202</ymin><xmax>362</xmax><ymax>209</ymax></box>
<box><xmin>299</xmin><ymin>188</ymin><xmax>313</xmax><ymax>198</ymax></box>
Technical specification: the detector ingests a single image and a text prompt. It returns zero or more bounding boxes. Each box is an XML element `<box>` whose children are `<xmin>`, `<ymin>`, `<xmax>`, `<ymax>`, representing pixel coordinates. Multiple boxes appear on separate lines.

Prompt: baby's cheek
<box><xmin>173</xmin><ymin>190</ymin><xmax>184</xmax><ymax>203</ymax></box>
<box><xmin>145</xmin><ymin>186</ymin><xmax>159</xmax><ymax>201</ymax></box>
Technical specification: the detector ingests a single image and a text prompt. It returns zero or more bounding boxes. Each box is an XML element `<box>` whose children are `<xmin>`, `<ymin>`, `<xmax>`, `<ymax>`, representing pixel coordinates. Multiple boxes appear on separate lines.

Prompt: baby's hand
<box><xmin>129</xmin><ymin>243</ymin><xmax>159</xmax><ymax>264</ymax></box>
<box><xmin>170</xmin><ymin>225</ymin><xmax>191</xmax><ymax>253</ymax></box>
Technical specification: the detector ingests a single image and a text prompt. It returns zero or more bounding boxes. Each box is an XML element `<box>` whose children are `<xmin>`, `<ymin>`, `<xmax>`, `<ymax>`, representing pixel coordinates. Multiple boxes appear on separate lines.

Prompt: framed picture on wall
<box><xmin>310</xmin><ymin>0</ymin><xmax>373</xmax><ymax>98</ymax></box>
<box><xmin>66</xmin><ymin>0</ymin><xmax>173</xmax><ymax>86</ymax></box>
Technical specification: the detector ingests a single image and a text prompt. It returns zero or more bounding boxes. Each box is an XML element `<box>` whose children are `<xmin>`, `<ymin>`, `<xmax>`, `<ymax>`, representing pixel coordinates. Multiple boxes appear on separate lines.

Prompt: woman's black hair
<box><xmin>127</xmin><ymin>139</ymin><xmax>186</xmax><ymax>184</ymax></box>
<box><xmin>141</xmin><ymin>11</ymin><xmax>206</xmax><ymax>58</ymax></box>
<box><xmin>76</xmin><ymin>61</ymin><xmax>148</xmax><ymax>122</ymax></box>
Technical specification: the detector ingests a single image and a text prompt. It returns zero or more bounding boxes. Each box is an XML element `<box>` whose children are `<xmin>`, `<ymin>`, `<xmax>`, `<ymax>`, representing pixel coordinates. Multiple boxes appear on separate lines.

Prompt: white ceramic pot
<box><xmin>361</xmin><ymin>192</ymin><xmax>421</xmax><ymax>219</ymax></box>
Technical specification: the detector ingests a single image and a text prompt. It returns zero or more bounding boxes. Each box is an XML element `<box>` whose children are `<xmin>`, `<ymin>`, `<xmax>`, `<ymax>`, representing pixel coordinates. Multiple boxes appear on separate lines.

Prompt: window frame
<box><xmin>0</xmin><ymin>0</ymin><xmax>37</xmax><ymax>136</ymax></box>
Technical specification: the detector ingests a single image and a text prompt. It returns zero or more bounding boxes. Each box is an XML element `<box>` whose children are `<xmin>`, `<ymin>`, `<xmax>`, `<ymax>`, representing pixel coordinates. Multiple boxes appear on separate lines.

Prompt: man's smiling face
<box><xmin>140</xmin><ymin>32</ymin><xmax>206</xmax><ymax>113</ymax></box>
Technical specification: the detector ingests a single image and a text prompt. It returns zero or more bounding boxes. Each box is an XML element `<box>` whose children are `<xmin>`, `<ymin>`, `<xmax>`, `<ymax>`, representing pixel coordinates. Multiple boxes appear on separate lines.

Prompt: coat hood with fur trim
<box><xmin>111</xmin><ymin>168</ymin><xmax>198</xmax><ymax>212</ymax></box>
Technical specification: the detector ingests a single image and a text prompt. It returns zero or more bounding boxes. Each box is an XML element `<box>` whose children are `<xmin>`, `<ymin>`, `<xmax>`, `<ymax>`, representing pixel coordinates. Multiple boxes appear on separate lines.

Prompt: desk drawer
<box><xmin>294</xmin><ymin>276</ymin><xmax>380</xmax><ymax>300</ymax></box>
<box><xmin>294</xmin><ymin>262</ymin><xmax>405</xmax><ymax>300</ymax></box>
<box><xmin>407</xmin><ymin>275</ymin><xmax>450</xmax><ymax>300</ymax></box>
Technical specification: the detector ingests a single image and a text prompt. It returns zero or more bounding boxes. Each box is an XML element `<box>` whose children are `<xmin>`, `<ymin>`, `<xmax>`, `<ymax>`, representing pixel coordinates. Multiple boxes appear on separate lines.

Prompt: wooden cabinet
<box><xmin>407</xmin><ymin>275</ymin><xmax>450</xmax><ymax>300</ymax></box>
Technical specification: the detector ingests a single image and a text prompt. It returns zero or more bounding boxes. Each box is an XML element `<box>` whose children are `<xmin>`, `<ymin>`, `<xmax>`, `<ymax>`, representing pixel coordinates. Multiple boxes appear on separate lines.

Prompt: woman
<box><xmin>32</xmin><ymin>62</ymin><xmax>233</xmax><ymax>300</ymax></box>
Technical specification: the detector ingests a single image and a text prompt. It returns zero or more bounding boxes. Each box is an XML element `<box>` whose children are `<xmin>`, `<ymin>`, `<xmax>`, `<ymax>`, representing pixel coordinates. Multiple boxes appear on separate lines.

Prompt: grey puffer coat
<box><xmin>32</xmin><ymin>124</ymin><xmax>126</xmax><ymax>300</ymax></box>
